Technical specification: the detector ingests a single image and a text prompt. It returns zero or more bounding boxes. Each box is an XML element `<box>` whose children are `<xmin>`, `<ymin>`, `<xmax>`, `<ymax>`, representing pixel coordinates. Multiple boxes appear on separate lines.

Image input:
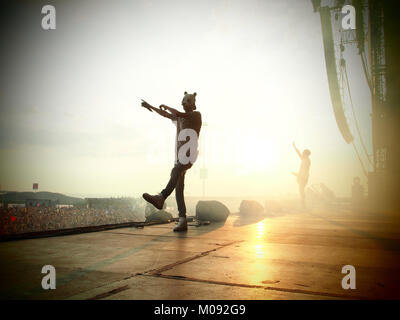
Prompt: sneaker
<box><xmin>142</xmin><ymin>193</ymin><xmax>165</xmax><ymax>210</ymax></box>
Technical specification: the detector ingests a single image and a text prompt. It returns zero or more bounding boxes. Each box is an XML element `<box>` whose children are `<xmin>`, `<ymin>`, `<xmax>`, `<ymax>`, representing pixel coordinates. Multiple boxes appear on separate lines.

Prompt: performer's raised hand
<box><xmin>141</xmin><ymin>99</ymin><xmax>153</xmax><ymax>112</ymax></box>
<box><xmin>292</xmin><ymin>141</ymin><xmax>302</xmax><ymax>158</ymax></box>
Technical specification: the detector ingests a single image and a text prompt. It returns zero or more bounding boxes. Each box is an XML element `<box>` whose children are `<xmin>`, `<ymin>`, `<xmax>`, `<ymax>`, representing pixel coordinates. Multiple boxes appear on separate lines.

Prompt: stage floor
<box><xmin>1</xmin><ymin>207</ymin><xmax>400</xmax><ymax>300</ymax></box>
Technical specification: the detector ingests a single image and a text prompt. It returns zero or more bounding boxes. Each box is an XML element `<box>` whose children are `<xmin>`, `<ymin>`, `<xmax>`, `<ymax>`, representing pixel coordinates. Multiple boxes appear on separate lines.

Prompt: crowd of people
<box><xmin>0</xmin><ymin>205</ymin><xmax>143</xmax><ymax>236</ymax></box>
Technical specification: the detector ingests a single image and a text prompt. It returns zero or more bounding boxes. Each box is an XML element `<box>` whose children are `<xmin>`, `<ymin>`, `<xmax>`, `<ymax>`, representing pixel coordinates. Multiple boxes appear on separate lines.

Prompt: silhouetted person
<box><xmin>351</xmin><ymin>176</ymin><xmax>364</xmax><ymax>207</ymax></box>
<box><xmin>292</xmin><ymin>142</ymin><xmax>311</xmax><ymax>209</ymax></box>
<box><xmin>141</xmin><ymin>92</ymin><xmax>202</xmax><ymax>232</ymax></box>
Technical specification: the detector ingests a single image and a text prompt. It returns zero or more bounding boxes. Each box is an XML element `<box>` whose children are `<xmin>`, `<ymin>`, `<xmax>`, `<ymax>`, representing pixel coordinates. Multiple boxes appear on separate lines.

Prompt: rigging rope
<box><xmin>352</xmin><ymin>141</ymin><xmax>369</xmax><ymax>177</ymax></box>
<box><xmin>360</xmin><ymin>51</ymin><xmax>373</xmax><ymax>92</ymax></box>
<box><xmin>343</xmin><ymin>63</ymin><xmax>373</xmax><ymax>167</ymax></box>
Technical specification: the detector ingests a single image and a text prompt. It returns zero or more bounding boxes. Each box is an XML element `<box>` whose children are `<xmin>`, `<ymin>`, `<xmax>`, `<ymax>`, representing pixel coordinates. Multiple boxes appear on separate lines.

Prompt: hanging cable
<box><xmin>360</xmin><ymin>51</ymin><xmax>373</xmax><ymax>92</ymax></box>
<box><xmin>352</xmin><ymin>141</ymin><xmax>368</xmax><ymax>177</ymax></box>
<box><xmin>343</xmin><ymin>63</ymin><xmax>373</xmax><ymax>167</ymax></box>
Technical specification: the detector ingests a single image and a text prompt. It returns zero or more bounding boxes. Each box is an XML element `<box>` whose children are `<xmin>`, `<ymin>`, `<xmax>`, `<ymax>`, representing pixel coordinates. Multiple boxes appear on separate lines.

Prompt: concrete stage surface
<box><xmin>1</xmin><ymin>207</ymin><xmax>400</xmax><ymax>300</ymax></box>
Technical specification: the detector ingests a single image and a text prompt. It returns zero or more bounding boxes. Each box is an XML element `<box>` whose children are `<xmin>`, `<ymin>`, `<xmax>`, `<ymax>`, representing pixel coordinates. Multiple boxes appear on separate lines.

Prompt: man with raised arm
<box><xmin>141</xmin><ymin>92</ymin><xmax>202</xmax><ymax>232</ymax></box>
<box><xmin>292</xmin><ymin>142</ymin><xmax>311</xmax><ymax>209</ymax></box>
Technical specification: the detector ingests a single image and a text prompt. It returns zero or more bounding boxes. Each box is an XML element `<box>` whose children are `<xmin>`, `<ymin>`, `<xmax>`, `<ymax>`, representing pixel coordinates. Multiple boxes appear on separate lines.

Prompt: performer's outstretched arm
<box><xmin>141</xmin><ymin>100</ymin><xmax>176</xmax><ymax>120</ymax></box>
<box><xmin>160</xmin><ymin>105</ymin><xmax>189</xmax><ymax>118</ymax></box>
<box><xmin>292</xmin><ymin>142</ymin><xmax>302</xmax><ymax>159</ymax></box>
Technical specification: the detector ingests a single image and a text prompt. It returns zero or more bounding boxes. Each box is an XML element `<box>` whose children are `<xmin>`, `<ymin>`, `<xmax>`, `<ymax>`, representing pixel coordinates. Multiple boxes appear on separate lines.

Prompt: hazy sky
<box><xmin>0</xmin><ymin>0</ymin><xmax>372</xmax><ymax>198</ymax></box>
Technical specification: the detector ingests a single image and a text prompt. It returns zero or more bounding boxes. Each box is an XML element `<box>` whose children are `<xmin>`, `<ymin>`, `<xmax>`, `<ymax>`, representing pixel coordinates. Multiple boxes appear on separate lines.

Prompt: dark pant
<box><xmin>161</xmin><ymin>163</ymin><xmax>192</xmax><ymax>217</ymax></box>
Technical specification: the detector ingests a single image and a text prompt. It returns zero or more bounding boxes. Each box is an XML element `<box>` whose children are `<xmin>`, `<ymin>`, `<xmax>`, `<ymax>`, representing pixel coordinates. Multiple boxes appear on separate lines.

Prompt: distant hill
<box><xmin>0</xmin><ymin>191</ymin><xmax>85</xmax><ymax>205</ymax></box>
